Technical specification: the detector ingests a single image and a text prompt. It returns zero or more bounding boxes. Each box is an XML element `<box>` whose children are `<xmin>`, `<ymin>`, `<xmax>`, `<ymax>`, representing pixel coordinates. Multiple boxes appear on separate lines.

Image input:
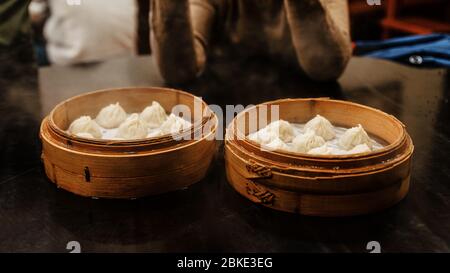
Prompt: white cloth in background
<box><xmin>44</xmin><ymin>0</ymin><xmax>137</xmax><ymax>65</ymax></box>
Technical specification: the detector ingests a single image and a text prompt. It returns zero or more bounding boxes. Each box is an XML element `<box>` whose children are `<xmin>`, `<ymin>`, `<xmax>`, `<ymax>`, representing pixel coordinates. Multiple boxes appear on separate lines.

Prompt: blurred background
<box><xmin>350</xmin><ymin>0</ymin><xmax>449</xmax><ymax>40</ymax></box>
<box><xmin>0</xmin><ymin>0</ymin><xmax>449</xmax><ymax>67</ymax></box>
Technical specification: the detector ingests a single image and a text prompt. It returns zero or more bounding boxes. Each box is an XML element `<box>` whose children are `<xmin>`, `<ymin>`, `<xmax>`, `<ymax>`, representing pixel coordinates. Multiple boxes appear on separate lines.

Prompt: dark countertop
<box><xmin>0</xmin><ymin>51</ymin><xmax>449</xmax><ymax>252</ymax></box>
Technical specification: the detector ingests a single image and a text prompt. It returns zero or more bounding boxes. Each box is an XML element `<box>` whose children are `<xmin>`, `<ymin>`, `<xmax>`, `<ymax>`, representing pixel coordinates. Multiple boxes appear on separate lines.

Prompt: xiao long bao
<box><xmin>68</xmin><ymin>116</ymin><xmax>102</xmax><ymax>139</ymax></box>
<box><xmin>292</xmin><ymin>129</ymin><xmax>326</xmax><ymax>153</ymax></box>
<box><xmin>248</xmin><ymin>115</ymin><xmax>383</xmax><ymax>155</ymax></box>
<box><xmin>248</xmin><ymin>120</ymin><xmax>294</xmax><ymax>144</ymax></box>
<box><xmin>160</xmin><ymin>113</ymin><xmax>192</xmax><ymax>135</ymax></box>
<box><xmin>140</xmin><ymin>101</ymin><xmax>167</xmax><ymax>128</ymax></box>
<box><xmin>304</xmin><ymin>114</ymin><xmax>335</xmax><ymax>141</ymax></box>
<box><xmin>264</xmin><ymin>137</ymin><xmax>290</xmax><ymax>151</ymax></box>
<box><xmin>338</xmin><ymin>124</ymin><xmax>373</xmax><ymax>150</ymax></box>
<box><xmin>116</xmin><ymin>113</ymin><xmax>148</xmax><ymax>140</ymax></box>
<box><xmin>67</xmin><ymin>100</ymin><xmax>192</xmax><ymax>140</ymax></box>
<box><xmin>75</xmin><ymin>132</ymin><xmax>95</xmax><ymax>139</ymax></box>
<box><xmin>95</xmin><ymin>102</ymin><xmax>127</xmax><ymax>129</ymax></box>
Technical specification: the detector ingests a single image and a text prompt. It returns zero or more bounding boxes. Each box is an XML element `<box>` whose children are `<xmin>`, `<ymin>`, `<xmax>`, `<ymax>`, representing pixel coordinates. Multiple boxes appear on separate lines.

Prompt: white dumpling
<box><xmin>331</xmin><ymin>148</ymin><xmax>350</xmax><ymax>155</ymax></box>
<box><xmin>304</xmin><ymin>115</ymin><xmax>336</xmax><ymax>141</ymax></box>
<box><xmin>140</xmin><ymin>101</ymin><xmax>167</xmax><ymax>128</ymax></box>
<box><xmin>248</xmin><ymin>128</ymin><xmax>277</xmax><ymax>144</ymax></box>
<box><xmin>266</xmin><ymin>120</ymin><xmax>295</xmax><ymax>142</ymax></box>
<box><xmin>346</xmin><ymin>143</ymin><xmax>371</xmax><ymax>155</ymax></box>
<box><xmin>147</xmin><ymin>129</ymin><xmax>163</xmax><ymax>138</ymax></box>
<box><xmin>160</xmin><ymin>113</ymin><xmax>192</xmax><ymax>135</ymax></box>
<box><xmin>68</xmin><ymin>116</ymin><xmax>102</xmax><ymax>138</ymax></box>
<box><xmin>95</xmin><ymin>102</ymin><xmax>127</xmax><ymax>129</ymax></box>
<box><xmin>75</xmin><ymin>132</ymin><xmax>94</xmax><ymax>139</ymax></box>
<box><xmin>338</xmin><ymin>124</ymin><xmax>373</xmax><ymax>150</ymax></box>
<box><xmin>292</xmin><ymin>129</ymin><xmax>325</xmax><ymax>153</ymax></box>
<box><xmin>107</xmin><ymin>137</ymin><xmax>125</xmax><ymax>141</ymax></box>
<box><xmin>248</xmin><ymin>120</ymin><xmax>294</xmax><ymax>144</ymax></box>
<box><xmin>116</xmin><ymin>113</ymin><xmax>148</xmax><ymax>140</ymax></box>
<box><xmin>262</xmin><ymin>137</ymin><xmax>289</xmax><ymax>151</ymax></box>
<box><xmin>307</xmin><ymin>144</ymin><xmax>333</xmax><ymax>155</ymax></box>
<box><xmin>307</xmin><ymin>145</ymin><xmax>349</xmax><ymax>156</ymax></box>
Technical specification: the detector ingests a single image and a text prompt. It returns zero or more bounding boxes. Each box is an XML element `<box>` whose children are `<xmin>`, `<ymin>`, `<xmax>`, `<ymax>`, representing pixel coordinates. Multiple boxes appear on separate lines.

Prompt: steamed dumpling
<box><xmin>147</xmin><ymin>129</ymin><xmax>164</xmax><ymax>138</ymax></box>
<box><xmin>248</xmin><ymin>128</ymin><xmax>277</xmax><ymax>144</ymax></box>
<box><xmin>332</xmin><ymin>148</ymin><xmax>351</xmax><ymax>155</ymax></box>
<box><xmin>75</xmin><ymin>132</ymin><xmax>94</xmax><ymax>139</ymax></box>
<box><xmin>248</xmin><ymin>120</ymin><xmax>294</xmax><ymax>144</ymax></box>
<box><xmin>160</xmin><ymin>113</ymin><xmax>192</xmax><ymax>135</ymax></box>
<box><xmin>95</xmin><ymin>102</ymin><xmax>127</xmax><ymax>129</ymax></box>
<box><xmin>338</xmin><ymin>124</ymin><xmax>373</xmax><ymax>150</ymax></box>
<box><xmin>307</xmin><ymin>144</ymin><xmax>334</xmax><ymax>155</ymax></box>
<box><xmin>307</xmin><ymin>144</ymin><xmax>356</xmax><ymax>156</ymax></box>
<box><xmin>263</xmin><ymin>137</ymin><xmax>289</xmax><ymax>151</ymax></box>
<box><xmin>292</xmin><ymin>129</ymin><xmax>325</xmax><ymax>153</ymax></box>
<box><xmin>304</xmin><ymin>115</ymin><xmax>335</xmax><ymax>140</ymax></box>
<box><xmin>68</xmin><ymin>116</ymin><xmax>102</xmax><ymax>138</ymax></box>
<box><xmin>346</xmin><ymin>143</ymin><xmax>371</xmax><ymax>154</ymax></box>
<box><xmin>107</xmin><ymin>137</ymin><xmax>125</xmax><ymax>141</ymax></box>
<box><xmin>140</xmin><ymin>101</ymin><xmax>167</xmax><ymax>128</ymax></box>
<box><xmin>266</xmin><ymin>120</ymin><xmax>295</xmax><ymax>142</ymax></box>
<box><xmin>116</xmin><ymin>113</ymin><xmax>148</xmax><ymax>140</ymax></box>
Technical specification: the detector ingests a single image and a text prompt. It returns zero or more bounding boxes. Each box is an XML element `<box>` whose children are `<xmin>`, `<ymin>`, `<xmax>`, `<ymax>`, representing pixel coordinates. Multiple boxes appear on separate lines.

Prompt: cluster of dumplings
<box><xmin>248</xmin><ymin>115</ymin><xmax>380</xmax><ymax>155</ymax></box>
<box><xmin>67</xmin><ymin>101</ymin><xmax>192</xmax><ymax>140</ymax></box>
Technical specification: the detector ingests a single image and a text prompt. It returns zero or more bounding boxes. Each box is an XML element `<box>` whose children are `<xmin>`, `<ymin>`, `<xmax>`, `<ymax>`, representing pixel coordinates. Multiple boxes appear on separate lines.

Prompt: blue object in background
<box><xmin>33</xmin><ymin>42</ymin><xmax>49</xmax><ymax>67</ymax></box>
<box><xmin>355</xmin><ymin>34</ymin><xmax>450</xmax><ymax>68</ymax></box>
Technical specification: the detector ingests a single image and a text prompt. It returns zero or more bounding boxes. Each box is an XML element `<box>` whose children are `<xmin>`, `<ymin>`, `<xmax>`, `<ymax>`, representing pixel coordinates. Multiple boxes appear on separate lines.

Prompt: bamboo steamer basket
<box><xmin>40</xmin><ymin>87</ymin><xmax>218</xmax><ymax>199</ymax></box>
<box><xmin>224</xmin><ymin>98</ymin><xmax>414</xmax><ymax>216</ymax></box>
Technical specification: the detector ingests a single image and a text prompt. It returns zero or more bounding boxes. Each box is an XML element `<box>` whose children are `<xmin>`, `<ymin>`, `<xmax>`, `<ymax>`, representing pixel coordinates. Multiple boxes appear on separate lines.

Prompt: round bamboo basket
<box><xmin>40</xmin><ymin>87</ymin><xmax>218</xmax><ymax>199</ymax></box>
<box><xmin>224</xmin><ymin>98</ymin><xmax>414</xmax><ymax>216</ymax></box>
